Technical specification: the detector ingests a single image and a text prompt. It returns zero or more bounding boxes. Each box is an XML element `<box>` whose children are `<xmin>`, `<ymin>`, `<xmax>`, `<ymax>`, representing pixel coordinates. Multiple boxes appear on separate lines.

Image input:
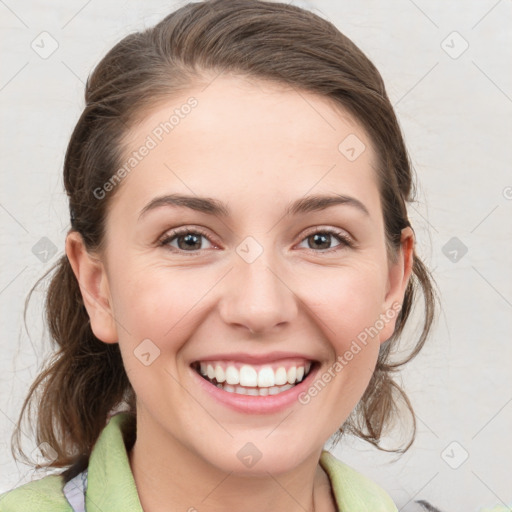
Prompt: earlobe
<box><xmin>65</xmin><ymin>231</ymin><xmax>118</xmax><ymax>344</ymax></box>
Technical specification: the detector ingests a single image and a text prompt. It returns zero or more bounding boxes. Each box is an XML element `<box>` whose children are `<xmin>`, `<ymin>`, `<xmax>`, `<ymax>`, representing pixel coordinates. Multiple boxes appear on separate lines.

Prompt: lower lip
<box><xmin>189</xmin><ymin>363</ymin><xmax>319</xmax><ymax>415</ymax></box>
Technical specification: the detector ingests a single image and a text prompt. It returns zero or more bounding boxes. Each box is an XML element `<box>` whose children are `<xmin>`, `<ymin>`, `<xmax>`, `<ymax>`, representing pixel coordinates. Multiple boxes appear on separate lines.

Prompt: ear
<box><xmin>65</xmin><ymin>231</ymin><xmax>118</xmax><ymax>344</ymax></box>
<box><xmin>378</xmin><ymin>226</ymin><xmax>415</xmax><ymax>344</ymax></box>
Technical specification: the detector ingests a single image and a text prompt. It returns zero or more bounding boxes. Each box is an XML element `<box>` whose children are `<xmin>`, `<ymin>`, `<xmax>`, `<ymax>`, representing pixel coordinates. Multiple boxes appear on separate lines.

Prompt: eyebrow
<box><xmin>138</xmin><ymin>192</ymin><xmax>370</xmax><ymax>220</ymax></box>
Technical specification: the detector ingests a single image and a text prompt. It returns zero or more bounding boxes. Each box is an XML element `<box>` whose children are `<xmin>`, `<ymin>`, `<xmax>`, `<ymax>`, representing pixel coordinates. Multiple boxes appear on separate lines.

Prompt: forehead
<box><xmin>109</xmin><ymin>75</ymin><xmax>381</xmax><ymax>222</ymax></box>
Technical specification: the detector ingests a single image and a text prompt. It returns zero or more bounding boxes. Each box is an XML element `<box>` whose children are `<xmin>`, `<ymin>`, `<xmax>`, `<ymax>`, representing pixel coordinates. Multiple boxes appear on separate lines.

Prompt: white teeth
<box><xmin>214</xmin><ymin>364</ymin><xmax>226</xmax><ymax>383</ymax></box>
<box><xmin>257</xmin><ymin>366</ymin><xmax>275</xmax><ymax>387</ymax></box>
<box><xmin>197</xmin><ymin>361</ymin><xmax>312</xmax><ymax>389</ymax></box>
<box><xmin>225</xmin><ymin>366</ymin><xmax>240</xmax><ymax>385</ymax></box>
<box><xmin>274</xmin><ymin>367</ymin><xmax>288</xmax><ymax>385</ymax></box>
<box><xmin>239</xmin><ymin>365</ymin><xmax>258</xmax><ymax>387</ymax></box>
<box><xmin>216</xmin><ymin>382</ymin><xmax>294</xmax><ymax>396</ymax></box>
<box><xmin>286</xmin><ymin>366</ymin><xmax>296</xmax><ymax>384</ymax></box>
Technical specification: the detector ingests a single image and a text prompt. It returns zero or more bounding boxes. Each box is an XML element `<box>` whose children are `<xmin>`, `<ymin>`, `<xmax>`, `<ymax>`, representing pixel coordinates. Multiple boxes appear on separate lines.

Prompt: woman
<box><xmin>1</xmin><ymin>0</ymin><xmax>438</xmax><ymax>510</ymax></box>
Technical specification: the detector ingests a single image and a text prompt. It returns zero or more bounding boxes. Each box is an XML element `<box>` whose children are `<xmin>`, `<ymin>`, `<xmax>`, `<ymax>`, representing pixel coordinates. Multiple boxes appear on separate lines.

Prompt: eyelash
<box><xmin>157</xmin><ymin>226</ymin><xmax>354</xmax><ymax>255</ymax></box>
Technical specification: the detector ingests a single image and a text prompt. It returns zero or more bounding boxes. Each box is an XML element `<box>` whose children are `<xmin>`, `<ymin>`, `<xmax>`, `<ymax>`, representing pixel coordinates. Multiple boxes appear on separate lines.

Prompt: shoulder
<box><xmin>320</xmin><ymin>450</ymin><xmax>397</xmax><ymax>511</ymax></box>
<box><xmin>0</xmin><ymin>474</ymin><xmax>72</xmax><ymax>512</ymax></box>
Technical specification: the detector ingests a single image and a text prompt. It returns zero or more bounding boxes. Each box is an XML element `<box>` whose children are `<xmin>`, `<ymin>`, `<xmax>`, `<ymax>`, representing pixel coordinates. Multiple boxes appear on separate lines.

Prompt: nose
<box><xmin>218</xmin><ymin>252</ymin><xmax>298</xmax><ymax>336</ymax></box>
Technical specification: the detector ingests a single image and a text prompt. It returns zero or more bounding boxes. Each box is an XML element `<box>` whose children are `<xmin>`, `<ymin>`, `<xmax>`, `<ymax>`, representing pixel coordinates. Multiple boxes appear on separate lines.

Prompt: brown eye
<box><xmin>297</xmin><ymin>229</ymin><xmax>353</xmax><ymax>252</ymax></box>
<box><xmin>159</xmin><ymin>228</ymin><xmax>215</xmax><ymax>252</ymax></box>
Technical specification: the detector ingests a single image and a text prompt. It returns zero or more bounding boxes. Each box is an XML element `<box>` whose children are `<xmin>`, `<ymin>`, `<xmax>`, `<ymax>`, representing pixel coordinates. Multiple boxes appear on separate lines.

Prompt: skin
<box><xmin>67</xmin><ymin>74</ymin><xmax>414</xmax><ymax>512</ymax></box>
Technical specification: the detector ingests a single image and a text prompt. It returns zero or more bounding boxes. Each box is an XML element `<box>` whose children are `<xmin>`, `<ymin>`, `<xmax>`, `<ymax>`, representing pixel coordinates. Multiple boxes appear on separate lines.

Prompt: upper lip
<box><xmin>191</xmin><ymin>351</ymin><xmax>317</xmax><ymax>365</ymax></box>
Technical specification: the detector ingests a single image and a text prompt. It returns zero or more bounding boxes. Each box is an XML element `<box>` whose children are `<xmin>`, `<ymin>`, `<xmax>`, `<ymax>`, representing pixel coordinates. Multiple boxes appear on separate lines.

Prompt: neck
<box><xmin>127</xmin><ymin>414</ymin><xmax>334</xmax><ymax>512</ymax></box>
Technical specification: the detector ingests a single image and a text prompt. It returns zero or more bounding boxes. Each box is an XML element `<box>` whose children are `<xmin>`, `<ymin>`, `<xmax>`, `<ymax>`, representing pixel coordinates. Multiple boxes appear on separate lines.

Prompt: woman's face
<box><xmin>69</xmin><ymin>75</ymin><xmax>413</xmax><ymax>475</ymax></box>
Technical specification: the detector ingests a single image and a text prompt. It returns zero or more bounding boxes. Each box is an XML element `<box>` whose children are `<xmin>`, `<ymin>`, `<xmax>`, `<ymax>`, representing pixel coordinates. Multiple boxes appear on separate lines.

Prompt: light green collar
<box><xmin>319</xmin><ymin>449</ymin><xmax>397</xmax><ymax>511</ymax></box>
<box><xmin>85</xmin><ymin>412</ymin><xmax>143</xmax><ymax>512</ymax></box>
<box><xmin>0</xmin><ymin>411</ymin><xmax>397</xmax><ymax>511</ymax></box>
<box><xmin>89</xmin><ymin>412</ymin><xmax>396</xmax><ymax>511</ymax></box>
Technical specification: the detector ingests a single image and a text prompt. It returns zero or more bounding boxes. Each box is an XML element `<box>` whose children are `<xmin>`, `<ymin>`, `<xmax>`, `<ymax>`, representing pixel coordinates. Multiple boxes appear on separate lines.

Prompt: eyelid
<box><xmin>296</xmin><ymin>226</ymin><xmax>355</xmax><ymax>251</ymax></box>
<box><xmin>158</xmin><ymin>225</ymin><xmax>355</xmax><ymax>253</ymax></box>
<box><xmin>157</xmin><ymin>226</ymin><xmax>221</xmax><ymax>250</ymax></box>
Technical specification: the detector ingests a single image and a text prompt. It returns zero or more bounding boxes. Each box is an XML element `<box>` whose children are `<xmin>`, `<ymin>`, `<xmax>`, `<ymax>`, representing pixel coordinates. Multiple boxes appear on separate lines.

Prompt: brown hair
<box><xmin>12</xmin><ymin>0</ymin><xmax>438</xmax><ymax>478</ymax></box>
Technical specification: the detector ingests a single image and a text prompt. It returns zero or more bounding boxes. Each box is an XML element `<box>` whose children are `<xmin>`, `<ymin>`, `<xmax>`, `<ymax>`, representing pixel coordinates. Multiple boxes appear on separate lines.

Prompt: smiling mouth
<box><xmin>190</xmin><ymin>360</ymin><xmax>317</xmax><ymax>396</ymax></box>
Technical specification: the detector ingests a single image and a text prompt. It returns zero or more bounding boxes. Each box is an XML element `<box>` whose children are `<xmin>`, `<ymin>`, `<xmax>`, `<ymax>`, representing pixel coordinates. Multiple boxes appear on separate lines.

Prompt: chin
<box><xmin>198</xmin><ymin>442</ymin><xmax>313</xmax><ymax>477</ymax></box>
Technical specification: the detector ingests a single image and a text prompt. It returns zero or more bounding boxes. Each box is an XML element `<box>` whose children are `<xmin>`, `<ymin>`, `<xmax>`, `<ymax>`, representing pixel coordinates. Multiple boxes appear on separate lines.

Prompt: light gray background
<box><xmin>1</xmin><ymin>1</ymin><xmax>511</xmax><ymax>510</ymax></box>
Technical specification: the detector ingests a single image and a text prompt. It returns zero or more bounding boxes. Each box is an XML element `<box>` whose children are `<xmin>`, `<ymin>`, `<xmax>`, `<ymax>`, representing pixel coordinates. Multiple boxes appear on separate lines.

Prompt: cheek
<box><xmin>292</xmin><ymin>265</ymin><xmax>388</xmax><ymax>428</ymax></box>
<box><xmin>110</xmin><ymin>263</ymin><xmax>219</xmax><ymax>346</ymax></box>
<box><xmin>110</xmin><ymin>245</ymin><xmax>389</xmax><ymax>354</ymax></box>
<box><xmin>110</xmin><ymin>267</ymin><xmax>207</xmax><ymax>404</ymax></box>
<box><xmin>295</xmin><ymin>262</ymin><xmax>387</xmax><ymax>349</ymax></box>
